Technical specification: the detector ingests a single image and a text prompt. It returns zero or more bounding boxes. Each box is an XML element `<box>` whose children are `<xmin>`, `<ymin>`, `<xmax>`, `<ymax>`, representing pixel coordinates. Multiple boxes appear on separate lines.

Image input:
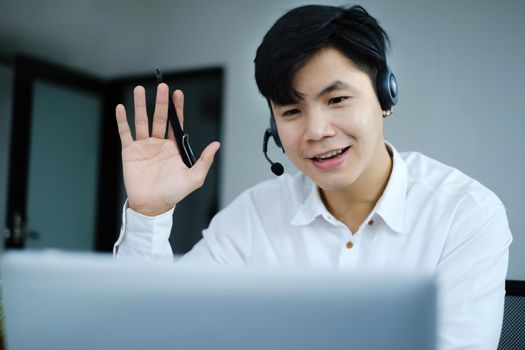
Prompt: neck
<box><xmin>320</xmin><ymin>143</ymin><xmax>393</xmax><ymax>230</ymax></box>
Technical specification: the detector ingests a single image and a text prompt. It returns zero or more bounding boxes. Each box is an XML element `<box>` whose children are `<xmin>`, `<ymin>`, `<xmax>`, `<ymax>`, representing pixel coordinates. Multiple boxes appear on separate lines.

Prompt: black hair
<box><xmin>254</xmin><ymin>4</ymin><xmax>391</xmax><ymax>106</ymax></box>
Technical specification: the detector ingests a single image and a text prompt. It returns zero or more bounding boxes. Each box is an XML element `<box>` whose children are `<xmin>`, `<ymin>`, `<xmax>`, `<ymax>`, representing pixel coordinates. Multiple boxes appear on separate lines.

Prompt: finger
<box><xmin>190</xmin><ymin>141</ymin><xmax>221</xmax><ymax>187</ymax></box>
<box><xmin>115</xmin><ymin>104</ymin><xmax>133</xmax><ymax>147</ymax></box>
<box><xmin>172</xmin><ymin>89</ymin><xmax>184</xmax><ymax>130</ymax></box>
<box><xmin>151</xmin><ymin>83</ymin><xmax>169</xmax><ymax>138</ymax></box>
<box><xmin>133</xmin><ymin>86</ymin><xmax>149</xmax><ymax>140</ymax></box>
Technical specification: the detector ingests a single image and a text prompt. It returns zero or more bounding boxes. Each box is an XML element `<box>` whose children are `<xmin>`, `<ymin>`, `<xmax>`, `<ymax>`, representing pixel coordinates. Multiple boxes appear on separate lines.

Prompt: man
<box><xmin>114</xmin><ymin>5</ymin><xmax>512</xmax><ymax>349</ymax></box>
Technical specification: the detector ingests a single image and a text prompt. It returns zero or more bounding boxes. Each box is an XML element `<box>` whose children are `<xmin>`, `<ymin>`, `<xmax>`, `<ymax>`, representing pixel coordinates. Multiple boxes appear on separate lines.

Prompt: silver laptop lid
<box><xmin>2</xmin><ymin>251</ymin><xmax>436</xmax><ymax>350</ymax></box>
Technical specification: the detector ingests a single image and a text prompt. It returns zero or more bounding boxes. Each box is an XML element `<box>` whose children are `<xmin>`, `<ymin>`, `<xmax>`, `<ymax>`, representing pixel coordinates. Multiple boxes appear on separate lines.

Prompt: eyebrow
<box><xmin>273</xmin><ymin>80</ymin><xmax>354</xmax><ymax>108</ymax></box>
<box><xmin>316</xmin><ymin>80</ymin><xmax>353</xmax><ymax>98</ymax></box>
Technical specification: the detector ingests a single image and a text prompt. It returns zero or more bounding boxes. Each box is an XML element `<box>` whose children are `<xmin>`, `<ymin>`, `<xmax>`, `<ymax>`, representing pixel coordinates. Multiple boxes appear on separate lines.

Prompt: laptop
<box><xmin>1</xmin><ymin>251</ymin><xmax>436</xmax><ymax>350</ymax></box>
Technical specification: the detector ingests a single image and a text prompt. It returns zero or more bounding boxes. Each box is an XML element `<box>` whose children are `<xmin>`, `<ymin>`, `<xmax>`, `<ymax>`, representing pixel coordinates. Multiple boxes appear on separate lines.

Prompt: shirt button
<box><xmin>345</xmin><ymin>241</ymin><xmax>354</xmax><ymax>249</ymax></box>
<box><xmin>368</xmin><ymin>219</ymin><xmax>374</xmax><ymax>226</ymax></box>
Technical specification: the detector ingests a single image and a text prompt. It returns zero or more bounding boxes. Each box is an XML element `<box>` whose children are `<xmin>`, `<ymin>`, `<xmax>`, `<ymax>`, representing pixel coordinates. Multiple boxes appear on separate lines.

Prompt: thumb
<box><xmin>190</xmin><ymin>141</ymin><xmax>221</xmax><ymax>187</ymax></box>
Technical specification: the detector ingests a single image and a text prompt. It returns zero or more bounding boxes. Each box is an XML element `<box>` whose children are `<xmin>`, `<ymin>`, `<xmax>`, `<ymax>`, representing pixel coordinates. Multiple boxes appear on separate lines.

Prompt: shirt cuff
<box><xmin>113</xmin><ymin>200</ymin><xmax>175</xmax><ymax>260</ymax></box>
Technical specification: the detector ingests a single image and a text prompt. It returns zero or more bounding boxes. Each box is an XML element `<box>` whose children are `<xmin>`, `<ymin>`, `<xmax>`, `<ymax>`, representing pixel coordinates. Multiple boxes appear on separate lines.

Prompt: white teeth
<box><xmin>316</xmin><ymin>148</ymin><xmax>344</xmax><ymax>160</ymax></box>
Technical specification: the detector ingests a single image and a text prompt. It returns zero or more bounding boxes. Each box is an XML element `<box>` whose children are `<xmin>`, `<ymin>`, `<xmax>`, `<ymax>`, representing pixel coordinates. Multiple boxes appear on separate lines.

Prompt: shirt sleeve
<box><xmin>113</xmin><ymin>201</ymin><xmax>175</xmax><ymax>262</ymax></box>
<box><xmin>435</xmin><ymin>198</ymin><xmax>512</xmax><ymax>350</ymax></box>
<box><xmin>113</xmin><ymin>193</ymin><xmax>255</xmax><ymax>267</ymax></box>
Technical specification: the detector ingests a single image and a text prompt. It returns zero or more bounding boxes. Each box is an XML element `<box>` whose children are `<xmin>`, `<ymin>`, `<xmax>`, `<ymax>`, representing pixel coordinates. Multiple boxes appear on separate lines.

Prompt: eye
<box><xmin>328</xmin><ymin>96</ymin><xmax>349</xmax><ymax>105</ymax></box>
<box><xmin>282</xmin><ymin>109</ymin><xmax>300</xmax><ymax>117</ymax></box>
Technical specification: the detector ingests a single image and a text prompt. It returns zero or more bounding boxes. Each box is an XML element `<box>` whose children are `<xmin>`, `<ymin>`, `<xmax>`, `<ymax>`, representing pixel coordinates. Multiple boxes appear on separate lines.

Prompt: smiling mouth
<box><xmin>311</xmin><ymin>146</ymin><xmax>351</xmax><ymax>161</ymax></box>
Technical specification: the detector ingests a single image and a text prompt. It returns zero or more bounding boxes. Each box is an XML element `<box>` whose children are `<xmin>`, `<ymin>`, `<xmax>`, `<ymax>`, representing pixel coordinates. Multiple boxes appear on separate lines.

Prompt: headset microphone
<box><xmin>263</xmin><ymin>129</ymin><xmax>284</xmax><ymax>176</ymax></box>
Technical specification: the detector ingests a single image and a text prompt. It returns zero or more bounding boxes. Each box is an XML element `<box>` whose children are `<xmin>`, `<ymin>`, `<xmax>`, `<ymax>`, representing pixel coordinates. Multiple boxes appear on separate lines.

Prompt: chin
<box><xmin>308</xmin><ymin>171</ymin><xmax>359</xmax><ymax>192</ymax></box>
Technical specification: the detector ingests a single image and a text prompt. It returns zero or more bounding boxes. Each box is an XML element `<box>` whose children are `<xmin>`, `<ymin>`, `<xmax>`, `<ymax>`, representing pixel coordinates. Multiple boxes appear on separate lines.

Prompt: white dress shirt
<box><xmin>114</xmin><ymin>143</ymin><xmax>512</xmax><ymax>350</ymax></box>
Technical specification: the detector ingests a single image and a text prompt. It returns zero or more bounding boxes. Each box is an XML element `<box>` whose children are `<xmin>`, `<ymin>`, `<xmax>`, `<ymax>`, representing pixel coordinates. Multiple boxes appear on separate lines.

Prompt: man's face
<box><xmin>271</xmin><ymin>47</ymin><xmax>387</xmax><ymax>192</ymax></box>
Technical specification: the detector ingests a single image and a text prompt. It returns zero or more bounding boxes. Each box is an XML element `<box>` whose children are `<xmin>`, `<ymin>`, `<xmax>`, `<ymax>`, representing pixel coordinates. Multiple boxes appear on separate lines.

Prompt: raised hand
<box><xmin>115</xmin><ymin>83</ymin><xmax>220</xmax><ymax>216</ymax></box>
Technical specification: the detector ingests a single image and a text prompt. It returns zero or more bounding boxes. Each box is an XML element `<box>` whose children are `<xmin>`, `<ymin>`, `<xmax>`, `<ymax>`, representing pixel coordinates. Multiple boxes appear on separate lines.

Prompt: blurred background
<box><xmin>0</xmin><ymin>0</ymin><xmax>523</xmax><ymax>280</ymax></box>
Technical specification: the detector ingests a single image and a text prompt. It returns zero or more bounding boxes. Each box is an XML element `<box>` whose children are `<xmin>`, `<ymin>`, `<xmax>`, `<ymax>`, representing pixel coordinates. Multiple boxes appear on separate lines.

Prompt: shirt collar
<box><xmin>290</xmin><ymin>142</ymin><xmax>407</xmax><ymax>234</ymax></box>
<box><xmin>290</xmin><ymin>179</ymin><xmax>328</xmax><ymax>226</ymax></box>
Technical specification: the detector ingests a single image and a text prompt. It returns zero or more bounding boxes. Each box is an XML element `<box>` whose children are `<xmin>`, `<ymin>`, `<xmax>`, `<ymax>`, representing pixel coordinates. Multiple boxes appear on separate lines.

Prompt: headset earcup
<box><xmin>377</xmin><ymin>66</ymin><xmax>398</xmax><ymax>111</ymax></box>
<box><xmin>269</xmin><ymin>115</ymin><xmax>283</xmax><ymax>149</ymax></box>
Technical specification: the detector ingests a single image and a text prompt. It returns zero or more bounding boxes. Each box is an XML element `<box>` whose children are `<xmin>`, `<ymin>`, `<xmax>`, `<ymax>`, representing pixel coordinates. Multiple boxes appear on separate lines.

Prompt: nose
<box><xmin>304</xmin><ymin>110</ymin><xmax>336</xmax><ymax>142</ymax></box>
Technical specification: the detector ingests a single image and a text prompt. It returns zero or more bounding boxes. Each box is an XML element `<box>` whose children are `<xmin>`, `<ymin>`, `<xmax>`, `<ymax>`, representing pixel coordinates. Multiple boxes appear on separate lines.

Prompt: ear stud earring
<box><xmin>382</xmin><ymin>109</ymin><xmax>393</xmax><ymax>118</ymax></box>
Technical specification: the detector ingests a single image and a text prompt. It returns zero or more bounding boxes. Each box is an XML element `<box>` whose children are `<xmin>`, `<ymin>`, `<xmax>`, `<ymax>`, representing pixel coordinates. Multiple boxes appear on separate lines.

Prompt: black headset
<box><xmin>262</xmin><ymin>64</ymin><xmax>398</xmax><ymax>176</ymax></box>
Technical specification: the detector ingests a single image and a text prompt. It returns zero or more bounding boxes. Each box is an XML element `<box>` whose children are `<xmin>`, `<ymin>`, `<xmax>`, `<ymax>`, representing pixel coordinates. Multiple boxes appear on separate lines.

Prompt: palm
<box><xmin>122</xmin><ymin>138</ymin><xmax>185</xmax><ymax>212</ymax></box>
<box><xmin>115</xmin><ymin>84</ymin><xmax>220</xmax><ymax>216</ymax></box>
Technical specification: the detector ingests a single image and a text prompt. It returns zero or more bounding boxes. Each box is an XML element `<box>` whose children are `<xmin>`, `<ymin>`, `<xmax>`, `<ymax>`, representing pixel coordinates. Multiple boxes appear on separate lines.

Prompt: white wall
<box><xmin>1</xmin><ymin>0</ymin><xmax>523</xmax><ymax>278</ymax></box>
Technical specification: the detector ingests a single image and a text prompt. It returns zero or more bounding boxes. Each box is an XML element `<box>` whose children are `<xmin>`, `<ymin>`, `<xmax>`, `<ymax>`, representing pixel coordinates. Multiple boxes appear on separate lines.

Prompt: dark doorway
<box><xmin>5</xmin><ymin>56</ymin><xmax>108</xmax><ymax>250</ymax></box>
